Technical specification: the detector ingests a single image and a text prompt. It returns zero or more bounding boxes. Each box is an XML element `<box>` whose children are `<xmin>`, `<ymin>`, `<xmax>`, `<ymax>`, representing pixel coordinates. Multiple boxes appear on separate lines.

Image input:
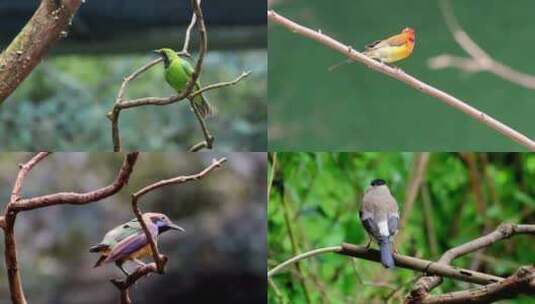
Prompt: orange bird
<box><xmin>329</xmin><ymin>27</ymin><xmax>416</xmax><ymax>71</ymax></box>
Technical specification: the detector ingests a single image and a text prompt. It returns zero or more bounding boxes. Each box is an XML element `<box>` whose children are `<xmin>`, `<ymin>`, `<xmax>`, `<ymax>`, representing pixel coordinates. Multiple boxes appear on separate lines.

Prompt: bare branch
<box><xmin>0</xmin><ymin>0</ymin><xmax>83</xmax><ymax>102</ymax></box>
<box><xmin>420</xmin><ymin>267</ymin><xmax>535</xmax><ymax>304</ymax></box>
<box><xmin>268</xmin><ymin>244</ymin><xmax>503</xmax><ymax>285</ymax></box>
<box><xmin>10</xmin><ymin>153</ymin><xmax>139</xmax><ymax>211</ymax></box>
<box><xmin>407</xmin><ymin>224</ymin><xmax>535</xmax><ymax>302</ymax></box>
<box><xmin>427</xmin><ymin>0</ymin><xmax>535</xmax><ymax>90</ymax></box>
<box><xmin>113</xmin><ymin>156</ymin><xmax>227</xmax><ymax>297</ymax></box>
<box><xmin>267</xmin><ymin>10</ymin><xmax>535</xmax><ymax>151</ymax></box>
<box><xmin>2</xmin><ymin>152</ymin><xmax>138</xmax><ymax>304</ymax></box>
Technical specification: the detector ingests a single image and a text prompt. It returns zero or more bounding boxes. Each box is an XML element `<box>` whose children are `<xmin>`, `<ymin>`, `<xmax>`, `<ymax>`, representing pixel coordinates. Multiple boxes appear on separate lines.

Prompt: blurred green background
<box><xmin>0</xmin><ymin>152</ymin><xmax>266</xmax><ymax>304</ymax></box>
<box><xmin>268</xmin><ymin>152</ymin><xmax>535</xmax><ymax>303</ymax></box>
<box><xmin>1</xmin><ymin>1</ymin><xmax>266</xmax><ymax>151</ymax></box>
<box><xmin>268</xmin><ymin>0</ymin><xmax>535</xmax><ymax>151</ymax></box>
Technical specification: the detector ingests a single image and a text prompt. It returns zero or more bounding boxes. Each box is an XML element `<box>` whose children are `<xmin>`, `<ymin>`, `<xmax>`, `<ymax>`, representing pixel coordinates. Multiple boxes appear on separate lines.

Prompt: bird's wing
<box><xmin>99</xmin><ymin>219</ymin><xmax>142</xmax><ymax>247</ymax></box>
<box><xmin>181</xmin><ymin>59</ymin><xmax>195</xmax><ymax>78</ymax></box>
<box><xmin>103</xmin><ymin>223</ymin><xmax>158</xmax><ymax>263</ymax></box>
<box><xmin>387</xmin><ymin>215</ymin><xmax>399</xmax><ymax>236</ymax></box>
<box><xmin>359</xmin><ymin>209</ymin><xmax>379</xmax><ymax>237</ymax></box>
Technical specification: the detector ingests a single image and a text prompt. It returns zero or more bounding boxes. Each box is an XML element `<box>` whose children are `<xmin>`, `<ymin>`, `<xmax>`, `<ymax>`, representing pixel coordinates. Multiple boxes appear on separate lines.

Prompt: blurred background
<box><xmin>0</xmin><ymin>0</ymin><xmax>266</xmax><ymax>151</ymax></box>
<box><xmin>0</xmin><ymin>152</ymin><xmax>266</xmax><ymax>303</ymax></box>
<box><xmin>269</xmin><ymin>152</ymin><xmax>535</xmax><ymax>303</ymax></box>
<box><xmin>269</xmin><ymin>0</ymin><xmax>535</xmax><ymax>151</ymax></box>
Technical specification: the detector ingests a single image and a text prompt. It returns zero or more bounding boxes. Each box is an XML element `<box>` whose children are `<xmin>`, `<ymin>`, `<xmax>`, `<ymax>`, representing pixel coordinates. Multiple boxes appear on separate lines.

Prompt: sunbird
<box><xmin>154</xmin><ymin>48</ymin><xmax>214</xmax><ymax>118</ymax></box>
<box><xmin>329</xmin><ymin>27</ymin><xmax>416</xmax><ymax>71</ymax></box>
<box><xmin>89</xmin><ymin>212</ymin><xmax>184</xmax><ymax>275</ymax></box>
<box><xmin>360</xmin><ymin>179</ymin><xmax>400</xmax><ymax>268</ymax></box>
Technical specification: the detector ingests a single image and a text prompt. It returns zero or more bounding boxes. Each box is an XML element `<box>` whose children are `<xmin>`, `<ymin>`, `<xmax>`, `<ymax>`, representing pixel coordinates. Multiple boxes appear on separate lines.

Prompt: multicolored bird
<box><xmin>89</xmin><ymin>212</ymin><xmax>184</xmax><ymax>275</ymax></box>
<box><xmin>153</xmin><ymin>48</ymin><xmax>215</xmax><ymax>118</ymax></box>
<box><xmin>329</xmin><ymin>27</ymin><xmax>416</xmax><ymax>71</ymax></box>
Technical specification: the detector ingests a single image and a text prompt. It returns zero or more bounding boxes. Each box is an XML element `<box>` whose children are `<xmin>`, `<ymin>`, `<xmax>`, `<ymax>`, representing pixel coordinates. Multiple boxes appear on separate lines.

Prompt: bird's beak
<box><xmin>153</xmin><ymin>50</ymin><xmax>162</xmax><ymax>56</ymax></box>
<box><xmin>168</xmin><ymin>223</ymin><xmax>185</xmax><ymax>232</ymax></box>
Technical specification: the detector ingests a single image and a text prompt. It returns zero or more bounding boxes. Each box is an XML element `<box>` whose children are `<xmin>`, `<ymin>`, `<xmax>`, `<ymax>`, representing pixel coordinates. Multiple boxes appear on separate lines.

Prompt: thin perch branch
<box><xmin>267</xmin><ymin>10</ymin><xmax>535</xmax><ymax>151</ymax></box>
<box><xmin>111</xmin><ymin>156</ymin><xmax>226</xmax><ymax>298</ymax></box>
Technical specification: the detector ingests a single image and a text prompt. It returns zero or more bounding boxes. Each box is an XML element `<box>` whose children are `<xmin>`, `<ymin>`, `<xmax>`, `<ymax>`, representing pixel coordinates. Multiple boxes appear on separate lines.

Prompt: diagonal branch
<box><xmin>407</xmin><ymin>224</ymin><xmax>535</xmax><ymax>303</ymax></box>
<box><xmin>0</xmin><ymin>0</ymin><xmax>82</xmax><ymax>102</ymax></box>
<box><xmin>427</xmin><ymin>0</ymin><xmax>535</xmax><ymax>90</ymax></box>
<box><xmin>267</xmin><ymin>10</ymin><xmax>535</xmax><ymax>151</ymax></box>
<box><xmin>110</xmin><ymin>157</ymin><xmax>227</xmax><ymax>302</ymax></box>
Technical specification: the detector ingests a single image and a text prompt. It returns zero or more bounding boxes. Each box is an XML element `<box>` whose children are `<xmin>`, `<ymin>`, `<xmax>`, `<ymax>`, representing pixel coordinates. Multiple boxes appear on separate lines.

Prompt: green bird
<box><xmin>154</xmin><ymin>48</ymin><xmax>215</xmax><ymax>118</ymax></box>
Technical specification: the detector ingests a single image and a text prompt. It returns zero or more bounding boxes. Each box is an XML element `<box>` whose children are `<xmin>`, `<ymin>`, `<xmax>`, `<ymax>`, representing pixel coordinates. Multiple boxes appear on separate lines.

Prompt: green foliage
<box><xmin>1</xmin><ymin>51</ymin><xmax>266</xmax><ymax>151</ymax></box>
<box><xmin>268</xmin><ymin>152</ymin><xmax>535</xmax><ymax>303</ymax></box>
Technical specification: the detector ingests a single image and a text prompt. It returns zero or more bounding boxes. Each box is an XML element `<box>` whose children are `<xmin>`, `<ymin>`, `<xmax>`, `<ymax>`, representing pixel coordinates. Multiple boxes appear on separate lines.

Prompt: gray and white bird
<box><xmin>359</xmin><ymin>179</ymin><xmax>400</xmax><ymax>268</ymax></box>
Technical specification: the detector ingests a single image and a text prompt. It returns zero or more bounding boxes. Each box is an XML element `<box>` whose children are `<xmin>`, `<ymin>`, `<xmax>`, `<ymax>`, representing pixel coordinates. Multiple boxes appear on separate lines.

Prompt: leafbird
<box><xmin>154</xmin><ymin>48</ymin><xmax>215</xmax><ymax>118</ymax></box>
<box><xmin>359</xmin><ymin>179</ymin><xmax>400</xmax><ymax>269</ymax></box>
<box><xmin>89</xmin><ymin>212</ymin><xmax>184</xmax><ymax>275</ymax></box>
<box><xmin>329</xmin><ymin>27</ymin><xmax>415</xmax><ymax>71</ymax></box>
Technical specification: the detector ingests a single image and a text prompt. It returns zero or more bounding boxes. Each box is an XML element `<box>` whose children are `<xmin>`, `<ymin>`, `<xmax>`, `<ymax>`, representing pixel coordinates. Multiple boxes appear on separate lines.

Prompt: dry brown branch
<box><xmin>0</xmin><ymin>0</ymin><xmax>82</xmax><ymax>102</ymax></box>
<box><xmin>267</xmin><ymin>10</ymin><xmax>535</xmax><ymax>151</ymax></box>
<box><xmin>406</xmin><ymin>224</ymin><xmax>535</xmax><ymax>303</ymax></box>
<box><xmin>2</xmin><ymin>152</ymin><xmax>139</xmax><ymax>304</ymax></box>
<box><xmin>427</xmin><ymin>0</ymin><xmax>535</xmax><ymax>90</ymax></box>
<box><xmin>109</xmin><ymin>157</ymin><xmax>227</xmax><ymax>302</ymax></box>
<box><xmin>420</xmin><ymin>266</ymin><xmax>535</xmax><ymax>304</ymax></box>
<box><xmin>108</xmin><ymin>0</ymin><xmax>250</xmax><ymax>152</ymax></box>
<box><xmin>268</xmin><ymin>244</ymin><xmax>503</xmax><ymax>285</ymax></box>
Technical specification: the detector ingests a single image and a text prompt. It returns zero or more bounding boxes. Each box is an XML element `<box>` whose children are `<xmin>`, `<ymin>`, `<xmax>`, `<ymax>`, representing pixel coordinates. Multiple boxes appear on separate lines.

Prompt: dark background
<box><xmin>269</xmin><ymin>0</ymin><xmax>535</xmax><ymax>151</ymax></box>
<box><xmin>0</xmin><ymin>152</ymin><xmax>266</xmax><ymax>304</ymax></box>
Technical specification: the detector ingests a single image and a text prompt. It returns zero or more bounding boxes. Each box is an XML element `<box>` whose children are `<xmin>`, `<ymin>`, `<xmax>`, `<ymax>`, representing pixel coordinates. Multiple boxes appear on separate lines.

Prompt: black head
<box><xmin>153</xmin><ymin>49</ymin><xmax>171</xmax><ymax>69</ymax></box>
<box><xmin>370</xmin><ymin>179</ymin><xmax>386</xmax><ymax>186</ymax></box>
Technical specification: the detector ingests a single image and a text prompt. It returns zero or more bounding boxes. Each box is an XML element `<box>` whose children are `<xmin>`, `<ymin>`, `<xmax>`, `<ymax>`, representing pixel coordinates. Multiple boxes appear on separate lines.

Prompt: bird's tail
<box><xmin>378</xmin><ymin>239</ymin><xmax>395</xmax><ymax>269</ymax></box>
<box><xmin>191</xmin><ymin>94</ymin><xmax>216</xmax><ymax>119</ymax></box>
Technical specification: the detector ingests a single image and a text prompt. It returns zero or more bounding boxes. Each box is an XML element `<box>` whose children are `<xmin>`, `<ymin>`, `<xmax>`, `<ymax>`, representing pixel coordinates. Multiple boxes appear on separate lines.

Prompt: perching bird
<box><xmin>359</xmin><ymin>179</ymin><xmax>400</xmax><ymax>269</ymax></box>
<box><xmin>329</xmin><ymin>27</ymin><xmax>416</xmax><ymax>71</ymax></box>
<box><xmin>153</xmin><ymin>48</ymin><xmax>215</xmax><ymax>118</ymax></box>
<box><xmin>89</xmin><ymin>212</ymin><xmax>184</xmax><ymax>275</ymax></box>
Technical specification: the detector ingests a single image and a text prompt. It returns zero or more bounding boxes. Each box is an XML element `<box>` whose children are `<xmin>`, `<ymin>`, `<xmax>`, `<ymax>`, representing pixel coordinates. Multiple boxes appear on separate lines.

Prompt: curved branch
<box><xmin>268</xmin><ymin>246</ymin><xmax>342</xmax><ymax>277</ymax></box>
<box><xmin>421</xmin><ymin>266</ymin><xmax>535</xmax><ymax>304</ymax></box>
<box><xmin>111</xmin><ymin>156</ymin><xmax>226</xmax><ymax>300</ymax></box>
<box><xmin>407</xmin><ymin>224</ymin><xmax>535</xmax><ymax>303</ymax></box>
<box><xmin>268</xmin><ymin>244</ymin><xmax>503</xmax><ymax>286</ymax></box>
<box><xmin>267</xmin><ymin>10</ymin><xmax>535</xmax><ymax>151</ymax></box>
<box><xmin>427</xmin><ymin>0</ymin><xmax>535</xmax><ymax>90</ymax></box>
<box><xmin>0</xmin><ymin>0</ymin><xmax>82</xmax><ymax>102</ymax></box>
<box><xmin>2</xmin><ymin>152</ymin><xmax>138</xmax><ymax>304</ymax></box>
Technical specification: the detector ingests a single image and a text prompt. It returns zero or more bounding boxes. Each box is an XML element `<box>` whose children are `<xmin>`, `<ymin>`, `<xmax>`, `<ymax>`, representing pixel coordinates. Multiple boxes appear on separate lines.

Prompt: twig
<box><xmin>109</xmin><ymin>157</ymin><xmax>226</xmax><ymax>300</ymax></box>
<box><xmin>2</xmin><ymin>152</ymin><xmax>139</xmax><ymax>304</ymax></box>
<box><xmin>407</xmin><ymin>223</ymin><xmax>535</xmax><ymax>303</ymax></box>
<box><xmin>267</xmin><ymin>10</ymin><xmax>535</xmax><ymax>151</ymax></box>
<box><xmin>268</xmin><ymin>246</ymin><xmax>342</xmax><ymax>277</ymax></box>
<box><xmin>0</xmin><ymin>0</ymin><xmax>83</xmax><ymax>102</ymax></box>
<box><xmin>427</xmin><ymin>0</ymin><xmax>535</xmax><ymax>90</ymax></box>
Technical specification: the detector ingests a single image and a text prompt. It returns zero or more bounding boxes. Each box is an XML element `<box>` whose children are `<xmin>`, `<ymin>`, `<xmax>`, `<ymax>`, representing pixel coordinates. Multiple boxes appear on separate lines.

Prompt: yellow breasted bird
<box><xmin>329</xmin><ymin>27</ymin><xmax>416</xmax><ymax>71</ymax></box>
<box><xmin>154</xmin><ymin>48</ymin><xmax>215</xmax><ymax>118</ymax></box>
<box><xmin>89</xmin><ymin>212</ymin><xmax>184</xmax><ymax>275</ymax></box>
